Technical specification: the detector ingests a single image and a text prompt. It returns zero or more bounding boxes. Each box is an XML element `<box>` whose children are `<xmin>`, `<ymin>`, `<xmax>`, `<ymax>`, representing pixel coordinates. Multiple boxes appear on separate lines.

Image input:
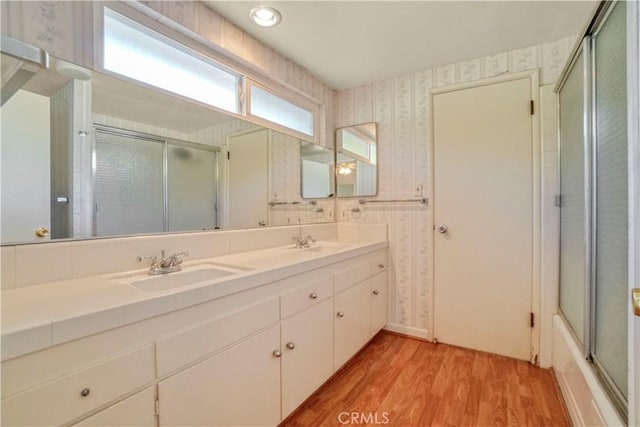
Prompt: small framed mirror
<box><xmin>336</xmin><ymin>122</ymin><xmax>377</xmax><ymax>197</ymax></box>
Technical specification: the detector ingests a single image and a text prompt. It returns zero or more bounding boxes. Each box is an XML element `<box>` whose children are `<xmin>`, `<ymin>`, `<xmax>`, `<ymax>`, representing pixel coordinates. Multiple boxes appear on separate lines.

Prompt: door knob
<box><xmin>337</xmin><ymin>311</ymin><xmax>344</xmax><ymax>318</ymax></box>
<box><xmin>272</xmin><ymin>350</ymin><xmax>282</xmax><ymax>358</ymax></box>
<box><xmin>437</xmin><ymin>224</ymin><xmax>448</xmax><ymax>234</ymax></box>
<box><xmin>309</xmin><ymin>292</ymin><xmax>318</xmax><ymax>299</ymax></box>
<box><xmin>286</xmin><ymin>342</ymin><xmax>295</xmax><ymax>350</ymax></box>
<box><xmin>35</xmin><ymin>227</ymin><xmax>49</xmax><ymax>238</ymax></box>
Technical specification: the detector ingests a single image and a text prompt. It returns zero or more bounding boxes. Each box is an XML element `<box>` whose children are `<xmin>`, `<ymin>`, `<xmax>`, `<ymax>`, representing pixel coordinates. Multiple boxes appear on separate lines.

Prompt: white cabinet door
<box><xmin>334</xmin><ymin>280</ymin><xmax>371</xmax><ymax>370</ymax></box>
<box><xmin>370</xmin><ymin>273</ymin><xmax>388</xmax><ymax>337</ymax></box>
<box><xmin>158</xmin><ymin>326</ymin><xmax>281</xmax><ymax>427</ymax></box>
<box><xmin>281</xmin><ymin>299</ymin><xmax>333</xmax><ymax>418</ymax></box>
<box><xmin>73</xmin><ymin>388</ymin><xmax>155</xmax><ymax>427</ymax></box>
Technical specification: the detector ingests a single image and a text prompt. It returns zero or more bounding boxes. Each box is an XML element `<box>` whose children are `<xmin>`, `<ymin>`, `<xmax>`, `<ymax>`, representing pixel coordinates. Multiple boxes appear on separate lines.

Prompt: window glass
<box><xmin>104</xmin><ymin>9</ymin><xmax>238</xmax><ymax>113</ymax></box>
<box><xmin>249</xmin><ymin>85</ymin><xmax>314</xmax><ymax>136</ymax></box>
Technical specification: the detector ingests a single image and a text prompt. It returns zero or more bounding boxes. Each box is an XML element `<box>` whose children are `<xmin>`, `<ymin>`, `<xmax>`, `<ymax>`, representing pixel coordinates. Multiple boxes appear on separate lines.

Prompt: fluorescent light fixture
<box><xmin>250</xmin><ymin>6</ymin><xmax>282</xmax><ymax>27</ymax></box>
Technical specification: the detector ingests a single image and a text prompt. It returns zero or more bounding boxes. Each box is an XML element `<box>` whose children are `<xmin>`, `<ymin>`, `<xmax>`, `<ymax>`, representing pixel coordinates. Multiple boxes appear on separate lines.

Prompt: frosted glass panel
<box><xmin>168</xmin><ymin>144</ymin><xmax>217</xmax><ymax>232</ymax></box>
<box><xmin>593</xmin><ymin>0</ymin><xmax>627</xmax><ymax>400</ymax></box>
<box><xmin>104</xmin><ymin>9</ymin><xmax>238</xmax><ymax>113</ymax></box>
<box><xmin>558</xmin><ymin>50</ymin><xmax>587</xmax><ymax>344</ymax></box>
<box><xmin>94</xmin><ymin>132</ymin><xmax>164</xmax><ymax>236</ymax></box>
<box><xmin>249</xmin><ymin>85</ymin><xmax>314</xmax><ymax>136</ymax></box>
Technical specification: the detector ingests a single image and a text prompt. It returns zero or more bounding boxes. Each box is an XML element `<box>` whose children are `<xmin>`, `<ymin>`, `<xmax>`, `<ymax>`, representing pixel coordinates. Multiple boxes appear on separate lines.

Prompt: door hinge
<box><xmin>227</xmin><ymin>151</ymin><xmax>230</xmax><ymax>160</ymax></box>
<box><xmin>555</xmin><ymin>194</ymin><xmax>561</xmax><ymax>207</ymax></box>
<box><xmin>155</xmin><ymin>399</ymin><xmax>160</xmax><ymax>416</ymax></box>
<box><xmin>530</xmin><ymin>100</ymin><xmax>534</xmax><ymax>115</ymax></box>
<box><xmin>530</xmin><ymin>312</ymin><xmax>535</xmax><ymax>328</ymax></box>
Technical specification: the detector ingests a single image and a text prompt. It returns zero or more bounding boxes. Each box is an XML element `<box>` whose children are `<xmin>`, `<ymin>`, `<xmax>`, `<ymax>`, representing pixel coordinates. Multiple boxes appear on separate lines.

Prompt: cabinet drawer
<box><xmin>156</xmin><ymin>297</ymin><xmax>279</xmax><ymax>377</ymax></box>
<box><xmin>334</xmin><ymin>261</ymin><xmax>370</xmax><ymax>294</ymax></box>
<box><xmin>371</xmin><ymin>251</ymin><xmax>388</xmax><ymax>276</ymax></box>
<box><xmin>281</xmin><ymin>276</ymin><xmax>332</xmax><ymax>318</ymax></box>
<box><xmin>73</xmin><ymin>387</ymin><xmax>155</xmax><ymax>426</ymax></box>
<box><xmin>1</xmin><ymin>345</ymin><xmax>154</xmax><ymax>427</ymax></box>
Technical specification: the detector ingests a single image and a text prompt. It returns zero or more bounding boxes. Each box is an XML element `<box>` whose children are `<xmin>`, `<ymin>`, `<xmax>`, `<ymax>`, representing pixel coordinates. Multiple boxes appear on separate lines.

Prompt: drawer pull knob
<box><xmin>286</xmin><ymin>342</ymin><xmax>295</xmax><ymax>350</ymax></box>
<box><xmin>373</xmin><ymin>290</ymin><xmax>380</xmax><ymax>295</ymax></box>
<box><xmin>378</xmin><ymin>263</ymin><xmax>385</xmax><ymax>269</ymax></box>
<box><xmin>80</xmin><ymin>388</ymin><xmax>91</xmax><ymax>397</ymax></box>
<box><xmin>337</xmin><ymin>311</ymin><xmax>344</xmax><ymax>318</ymax></box>
<box><xmin>273</xmin><ymin>350</ymin><xmax>282</xmax><ymax>358</ymax></box>
<box><xmin>309</xmin><ymin>292</ymin><xmax>318</xmax><ymax>299</ymax></box>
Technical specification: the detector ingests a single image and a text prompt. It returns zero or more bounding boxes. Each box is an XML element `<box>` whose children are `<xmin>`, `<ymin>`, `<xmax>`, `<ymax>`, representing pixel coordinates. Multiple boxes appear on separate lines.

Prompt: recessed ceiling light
<box><xmin>250</xmin><ymin>6</ymin><xmax>281</xmax><ymax>28</ymax></box>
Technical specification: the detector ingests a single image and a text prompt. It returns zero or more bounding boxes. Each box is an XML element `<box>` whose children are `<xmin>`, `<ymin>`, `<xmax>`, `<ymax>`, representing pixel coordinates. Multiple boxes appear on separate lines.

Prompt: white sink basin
<box><xmin>117</xmin><ymin>264</ymin><xmax>243</xmax><ymax>293</ymax></box>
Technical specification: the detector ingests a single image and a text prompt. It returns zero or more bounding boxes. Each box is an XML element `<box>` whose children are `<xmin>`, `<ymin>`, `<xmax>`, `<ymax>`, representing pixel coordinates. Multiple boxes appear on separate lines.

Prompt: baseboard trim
<box><xmin>383</xmin><ymin>323</ymin><xmax>429</xmax><ymax>340</ymax></box>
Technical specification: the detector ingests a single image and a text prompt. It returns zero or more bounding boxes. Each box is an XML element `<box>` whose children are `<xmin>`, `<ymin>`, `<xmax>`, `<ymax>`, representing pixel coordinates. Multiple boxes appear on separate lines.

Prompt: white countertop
<box><xmin>1</xmin><ymin>239</ymin><xmax>387</xmax><ymax>361</ymax></box>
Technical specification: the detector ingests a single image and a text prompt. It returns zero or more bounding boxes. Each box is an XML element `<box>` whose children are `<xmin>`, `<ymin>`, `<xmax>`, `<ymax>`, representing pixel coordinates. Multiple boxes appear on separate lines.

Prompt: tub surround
<box><xmin>0</xmin><ymin>223</ymin><xmax>388</xmax><ymax>361</ymax></box>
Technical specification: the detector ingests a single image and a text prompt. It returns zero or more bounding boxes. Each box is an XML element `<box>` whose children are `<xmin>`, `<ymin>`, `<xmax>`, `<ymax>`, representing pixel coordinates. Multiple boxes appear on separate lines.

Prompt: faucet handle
<box><xmin>173</xmin><ymin>251</ymin><xmax>189</xmax><ymax>265</ymax></box>
<box><xmin>306</xmin><ymin>235</ymin><xmax>317</xmax><ymax>243</ymax></box>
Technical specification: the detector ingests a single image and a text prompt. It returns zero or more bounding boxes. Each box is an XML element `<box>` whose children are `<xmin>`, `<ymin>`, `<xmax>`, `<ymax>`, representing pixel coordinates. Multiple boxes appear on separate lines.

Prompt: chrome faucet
<box><xmin>295</xmin><ymin>235</ymin><xmax>317</xmax><ymax>249</ymax></box>
<box><xmin>137</xmin><ymin>249</ymin><xmax>189</xmax><ymax>275</ymax></box>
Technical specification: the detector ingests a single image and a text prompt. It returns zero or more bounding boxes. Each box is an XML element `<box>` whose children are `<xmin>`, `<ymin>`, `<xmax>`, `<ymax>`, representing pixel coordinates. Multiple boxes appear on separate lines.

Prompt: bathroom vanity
<box><xmin>0</xmin><ymin>223</ymin><xmax>388</xmax><ymax>426</ymax></box>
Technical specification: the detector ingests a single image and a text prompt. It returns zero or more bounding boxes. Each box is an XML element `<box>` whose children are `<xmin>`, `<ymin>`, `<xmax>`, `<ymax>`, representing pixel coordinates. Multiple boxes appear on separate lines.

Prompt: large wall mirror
<box><xmin>336</xmin><ymin>122</ymin><xmax>377</xmax><ymax>197</ymax></box>
<box><xmin>1</xmin><ymin>49</ymin><xmax>335</xmax><ymax>245</ymax></box>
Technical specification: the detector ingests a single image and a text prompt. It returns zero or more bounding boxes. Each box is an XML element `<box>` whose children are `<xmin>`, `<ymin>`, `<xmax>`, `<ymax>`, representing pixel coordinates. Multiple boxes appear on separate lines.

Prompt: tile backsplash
<box><xmin>1</xmin><ymin>223</ymin><xmax>386</xmax><ymax>290</ymax></box>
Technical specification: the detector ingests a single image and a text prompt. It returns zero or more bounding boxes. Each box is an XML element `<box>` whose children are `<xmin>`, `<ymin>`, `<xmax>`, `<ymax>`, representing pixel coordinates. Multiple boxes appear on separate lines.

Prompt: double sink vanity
<box><xmin>1</xmin><ymin>223</ymin><xmax>389</xmax><ymax>426</ymax></box>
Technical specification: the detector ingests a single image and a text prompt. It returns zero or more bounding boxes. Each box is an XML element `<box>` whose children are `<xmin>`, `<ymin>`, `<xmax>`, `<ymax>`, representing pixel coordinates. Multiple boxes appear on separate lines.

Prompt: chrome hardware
<box><xmin>309</xmin><ymin>292</ymin><xmax>318</xmax><ymax>299</ymax></box>
<box><xmin>35</xmin><ymin>227</ymin><xmax>49</xmax><ymax>238</ymax></box>
<box><xmin>272</xmin><ymin>350</ymin><xmax>282</xmax><ymax>358</ymax></box>
<box><xmin>358</xmin><ymin>198</ymin><xmax>427</xmax><ymax>205</ymax></box>
<box><xmin>286</xmin><ymin>342</ymin><xmax>295</xmax><ymax>350</ymax></box>
<box><xmin>373</xmin><ymin>290</ymin><xmax>379</xmax><ymax>295</ymax></box>
<box><xmin>633</xmin><ymin>288</ymin><xmax>640</xmax><ymax>316</ymax></box>
<box><xmin>337</xmin><ymin>311</ymin><xmax>344</xmax><ymax>318</ymax></box>
<box><xmin>378</xmin><ymin>263</ymin><xmax>385</xmax><ymax>269</ymax></box>
<box><xmin>80</xmin><ymin>388</ymin><xmax>90</xmax><ymax>397</ymax></box>
<box><xmin>258</xmin><ymin>221</ymin><xmax>266</xmax><ymax>226</ymax></box>
<box><xmin>437</xmin><ymin>224</ymin><xmax>448</xmax><ymax>234</ymax></box>
<box><xmin>137</xmin><ymin>249</ymin><xmax>189</xmax><ymax>275</ymax></box>
<box><xmin>294</xmin><ymin>235</ymin><xmax>317</xmax><ymax>249</ymax></box>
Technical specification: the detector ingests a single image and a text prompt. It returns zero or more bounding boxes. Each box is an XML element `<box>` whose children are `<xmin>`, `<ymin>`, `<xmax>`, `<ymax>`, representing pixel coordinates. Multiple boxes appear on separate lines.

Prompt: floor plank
<box><xmin>280</xmin><ymin>331</ymin><xmax>570</xmax><ymax>427</ymax></box>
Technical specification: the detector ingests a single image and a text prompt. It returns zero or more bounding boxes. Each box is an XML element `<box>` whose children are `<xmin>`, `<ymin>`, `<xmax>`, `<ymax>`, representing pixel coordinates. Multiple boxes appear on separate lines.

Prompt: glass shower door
<box><xmin>559</xmin><ymin>48</ymin><xmax>589</xmax><ymax>345</ymax></box>
<box><xmin>167</xmin><ymin>143</ymin><xmax>218</xmax><ymax>232</ymax></box>
<box><xmin>94</xmin><ymin>130</ymin><xmax>164</xmax><ymax>236</ymax></box>
<box><xmin>592</xmin><ymin>0</ymin><xmax>628</xmax><ymax>405</ymax></box>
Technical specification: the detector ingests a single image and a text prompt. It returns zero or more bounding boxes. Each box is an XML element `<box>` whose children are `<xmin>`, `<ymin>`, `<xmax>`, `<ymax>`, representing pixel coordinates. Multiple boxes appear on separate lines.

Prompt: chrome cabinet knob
<box><xmin>80</xmin><ymin>388</ymin><xmax>91</xmax><ymax>397</ymax></box>
<box><xmin>337</xmin><ymin>311</ymin><xmax>344</xmax><ymax>318</ymax></box>
<box><xmin>437</xmin><ymin>224</ymin><xmax>449</xmax><ymax>234</ymax></box>
<box><xmin>272</xmin><ymin>350</ymin><xmax>282</xmax><ymax>358</ymax></box>
<box><xmin>286</xmin><ymin>342</ymin><xmax>295</xmax><ymax>350</ymax></box>
<box><xmin>373</xmin><ymin>290</ymin><xmax>379</xmax><ymax>295</ymax></box>
<box><xmin>309</xmin><ymin>292</ymin><xmax>318</xmax><ymax>299</ymax></box>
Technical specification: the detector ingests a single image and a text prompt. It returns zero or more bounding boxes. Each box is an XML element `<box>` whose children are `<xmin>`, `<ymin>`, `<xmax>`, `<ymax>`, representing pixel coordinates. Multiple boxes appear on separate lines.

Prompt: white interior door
<box><xmin>433</xmin><ymin>77</ymin><xmax>534</xmax><ymax>361</ymax></box>
<box><xmin>0</xmin><ymin>89</ymin><xmax>50</xmax><ymax>243</ymax></box>
<box><xmin>227</xmin><ymin>129</ymin><xmax>268</xmax><ymax>229</ymax></box>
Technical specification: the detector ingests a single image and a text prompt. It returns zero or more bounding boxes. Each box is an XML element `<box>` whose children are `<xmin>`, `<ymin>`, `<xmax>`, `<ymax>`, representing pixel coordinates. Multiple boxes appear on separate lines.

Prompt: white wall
<box><xmin>336</xmin><ymin>36</ymin><xmax>575</xmax><ymax>347</ymax></box>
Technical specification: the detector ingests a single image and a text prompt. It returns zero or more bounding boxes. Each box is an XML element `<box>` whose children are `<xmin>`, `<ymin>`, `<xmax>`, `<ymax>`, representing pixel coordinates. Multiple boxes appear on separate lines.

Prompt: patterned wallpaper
<box><xmin>336</xmin><ymin>36</ymin><xmax>576</xmax><ymax>336</ymax></box>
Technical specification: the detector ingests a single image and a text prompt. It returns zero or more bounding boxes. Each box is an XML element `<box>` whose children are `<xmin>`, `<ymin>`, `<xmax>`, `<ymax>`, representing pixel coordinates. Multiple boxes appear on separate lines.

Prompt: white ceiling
<box><xmin>204</xmin><ymin>1</ymin><xmax>597</xmax><ymax>90</ymax></box>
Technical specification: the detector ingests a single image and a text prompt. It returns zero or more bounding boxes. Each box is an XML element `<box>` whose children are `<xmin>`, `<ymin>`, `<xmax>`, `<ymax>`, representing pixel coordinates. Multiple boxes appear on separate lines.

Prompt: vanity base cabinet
<box><xmin>72</xmin><ymin>387</ymin><xmax>156</xmax><ymax>427</ymax></box>
<box><xmin>333</xmin><ymin>279</ymin><xmax>372</xmax><ymax>370</ymax></box>
<box><xmin>281</xmin><ymin>298</ymin><xmax>334</xmax><ymax>418</ymax></box>
<box><xmin>157</xmin><ymin>326</ymin><xmax>281</xmax><ymax>427</ymax></box>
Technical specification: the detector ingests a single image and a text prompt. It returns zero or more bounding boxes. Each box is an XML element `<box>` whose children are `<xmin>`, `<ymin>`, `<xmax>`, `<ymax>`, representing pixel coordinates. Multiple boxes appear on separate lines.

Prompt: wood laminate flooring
<box><xmin>281</xmin><ymin>331</ymin><xmax>570</xmax><ymax>427</ymax></box>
